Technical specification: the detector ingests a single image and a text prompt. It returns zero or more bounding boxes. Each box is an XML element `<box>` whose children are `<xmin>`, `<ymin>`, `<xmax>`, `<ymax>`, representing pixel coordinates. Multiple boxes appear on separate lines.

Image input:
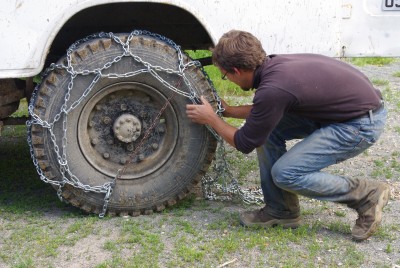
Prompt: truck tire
<box><xmin>29</xmin><ymin>32</ymin><xmax>217</xmax><ymax>216</ymax></box>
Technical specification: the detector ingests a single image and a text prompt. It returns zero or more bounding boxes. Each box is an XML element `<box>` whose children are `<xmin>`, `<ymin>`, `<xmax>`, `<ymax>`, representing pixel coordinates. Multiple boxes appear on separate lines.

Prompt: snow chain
<box><xmin>26</xmin><ymin>30</ymin><xmax>263</xmax><ymax>217</ymax></box>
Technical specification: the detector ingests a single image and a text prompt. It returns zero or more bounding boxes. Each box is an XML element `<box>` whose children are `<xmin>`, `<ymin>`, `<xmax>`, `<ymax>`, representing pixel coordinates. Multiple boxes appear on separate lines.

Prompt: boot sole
<box><xmin>352</xmin><ymin>186</ymin><xmax>390</xmax><ymax>241</ymax></box>
<box><xmin>239</xmin><ymin>216</ymin><xmax>301</xmax><ymax>229</ymax></box>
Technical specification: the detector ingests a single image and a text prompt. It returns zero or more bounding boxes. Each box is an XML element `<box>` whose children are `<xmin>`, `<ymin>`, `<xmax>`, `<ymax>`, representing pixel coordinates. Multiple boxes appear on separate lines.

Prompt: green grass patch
<box><xmin>10</xmin><ymin>98</ymin><xmax>29</xmax><ymax>117</ymax></box>
<box><xmin>186</xmin><ymin>50</ymin><xmax>253</xmax><ymax>98</ymax></box>
<box><xmin>175</xmin><ymin>242</ymin><xmax>206</xmax><ymax>263</ymax></box>
<box><xmin>382</xmin><ymin>85</ymin><xmax>400</xmax><ymax>113</ymax></box>
<box><xmin>226</xmin><ymin>149</ymin><xmax>259</xmax><ymax>181</ymax></box>
<box><xmin>371</xmin><ymin>78</ymin><xmax>390</xmax><ymax>86</ymax></box>
<box><xmin>349</xmin><ymin>57</ymin><xmax>395</xmax><ymax>67</ymax></box>
<box><xmin>326</xmin><ymin>221</ymin><xmax>351</xmax><ymax>234</ymax></box>
<box><xmin>372</xmin><ymin>159</ymin><xmax>393</xmax><ymax>179</ymax></box>
<box><xmin>334</xmin><ymin>210</ymin><xmax>346</xmax><ymax>217</ymax></box>
<box><xmin>1</xmin><ymin>99</ymin><xmax>29</xmax><ymax>138</ymax></box>
<box><xmin>371</xmin><ymin>153</ymin><xmax>400</xmax><ymax>180</ymax></box>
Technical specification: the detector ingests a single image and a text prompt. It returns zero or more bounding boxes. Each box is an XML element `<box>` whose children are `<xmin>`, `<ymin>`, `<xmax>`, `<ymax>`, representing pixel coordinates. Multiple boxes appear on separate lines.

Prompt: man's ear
<box><xmin>233</xmin><ymin>67</ymin><xmax>241</xmax><ymax>75</ymax></box>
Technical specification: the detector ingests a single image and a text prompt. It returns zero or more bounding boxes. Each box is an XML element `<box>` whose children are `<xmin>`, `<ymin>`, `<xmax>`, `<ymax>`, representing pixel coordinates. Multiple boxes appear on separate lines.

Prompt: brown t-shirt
<box><xmin>234</xmin><ymin>54</ymin><xmax>382</xmax><ymax>154</ymax></box>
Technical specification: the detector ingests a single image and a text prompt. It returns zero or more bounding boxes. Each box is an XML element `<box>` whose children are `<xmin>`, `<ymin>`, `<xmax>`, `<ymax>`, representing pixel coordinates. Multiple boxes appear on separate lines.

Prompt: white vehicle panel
<box><xmin>0</xmin><ymin>0</ymin><xmax>399</xmax><ymax>78</ymax></box>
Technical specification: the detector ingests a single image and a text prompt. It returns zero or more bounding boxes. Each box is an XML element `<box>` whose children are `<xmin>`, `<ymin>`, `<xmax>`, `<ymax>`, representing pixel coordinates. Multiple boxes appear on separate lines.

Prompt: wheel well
<box><xmin>47</xmin><ymin>2</ymin><xmax>213</xmax><ymax>65</ymax></box>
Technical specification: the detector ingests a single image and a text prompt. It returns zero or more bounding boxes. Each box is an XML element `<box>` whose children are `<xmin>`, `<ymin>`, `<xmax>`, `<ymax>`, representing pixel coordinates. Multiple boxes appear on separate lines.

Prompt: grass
<box><xmin>226</xmin><ymin>149</ymin><xmax>259</xmax><ymax>182</ymax></box>
<box><xmin>1</xmin><ymin>56</ymin><xmax>399</xmax><ymax>267</ymax></box>
<box><xmin>349</xmin><ymin>57</ymin><xmax>396</xmax><ymax>67</ymax></box>
<box><xmin>382</xmin><ymin>85</ymin><xmax>400</xmax><ymax>113</ymax></box>
<box><xmin>371</xmin><ymin>78</ymin><xmax>390</xmax><ymax>86</ymax></box>
<box><xmin>186</xmin><ymin>50</ymin><xmax>253</xmax><ymax>99</ymax></box>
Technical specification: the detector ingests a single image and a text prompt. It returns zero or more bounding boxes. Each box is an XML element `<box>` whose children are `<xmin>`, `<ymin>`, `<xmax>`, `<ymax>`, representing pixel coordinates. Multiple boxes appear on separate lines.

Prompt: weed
<box><xmin>371</xmin><ymin>158</ymin><xmax>396</xmax><ymax>179</ymax></box>
<box><xmin>334</xmin><ymin>210</ymin><xmax>346</xmax><ymax>217</ymax></box>
<box><xmin>349</xmin><ymin>57</ymin><xmax>395</xmax><ymax>67</ymax></box>
<box><xmin>186</xmin><ymin>50</ymin><xmax>253</xmax><ymax>98</ymax></box>
<box><xmin>374</xmin><ymin>223</ymin><xmax>399</xmax><ymax>240</ymax></box>
<box><xmin>327</xmin><ymin>221</ymin><xmax>351</xmax><ymax>234</ymax></box>
<box><xmin>12</xmin><ymin>256</ymin><xmax>35</xmax><ymax>268</ymax></box>
<box><xmin>382</xmin><ymin>85</ymin><xmax>400</xmax><ymax>112</ymax></box>
<box><xmin>225</xmin><ymin>117</ymin><xmax>245</xmax><ymax>128</ymax></box>
<box><xmin>176</xmin><ymin>243</ymin><xmax>205</xmax><ymax>263</ymax></box>
<box><xmin>207</xmin><ymin>211</ymin><xmax>237</xmax><ymax>230</ymax></box>
<box><xmin>343</xmin><ymin>245</ymin><xmax>365</xmax><ymax>266</ymax></box>
<box><xmin>212</xmin><ymin>232</ymin><xmax>241</xmax><ymax>253</ymax></box>
<box><xmin>385</xmin><ymin>244</ymin><xmax>393</xmax><ymax>253</ymax></box>
<box><xmin>11</xmin><ymin>98</ymin><xmax>29</xmax><ymax>117</ymax></box>
<box><xmin>371</xmin><ymin>78</ymin><xmax>390</xmax><ymax>86</ymax></box>
<box><xmin>301</xmin><ymin>207</ymin><xmax>321</xmax><ymax>216</ymax></box>
<box><xmin>103</xmin><ymin>241</ymin><xmax>118</xmax><ymax>251</ymax></box>
<box><xmin>173</xmin><ymin>218</ymin><xmax>197</xmax><ymax>235</ymax></box>
<box><xmin>226</xmin><ymin>150</ymin><xmax>258</xmax><ymax>181</ymax></box>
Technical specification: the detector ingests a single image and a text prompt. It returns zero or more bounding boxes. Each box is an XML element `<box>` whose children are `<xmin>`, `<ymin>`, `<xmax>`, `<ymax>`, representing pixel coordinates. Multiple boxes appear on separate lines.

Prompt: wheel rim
<box><xmin>77</xmin><ymin>82</ymin><xmax>178</xmax><ymax>179</ymax></box>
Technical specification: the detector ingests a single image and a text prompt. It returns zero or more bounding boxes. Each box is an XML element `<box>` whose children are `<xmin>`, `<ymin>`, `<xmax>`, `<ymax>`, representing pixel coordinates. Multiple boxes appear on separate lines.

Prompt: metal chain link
<box><xmin>27</xmin><ymin>29</ymin><xmax>262</xmax><ymax>217</ymax></box>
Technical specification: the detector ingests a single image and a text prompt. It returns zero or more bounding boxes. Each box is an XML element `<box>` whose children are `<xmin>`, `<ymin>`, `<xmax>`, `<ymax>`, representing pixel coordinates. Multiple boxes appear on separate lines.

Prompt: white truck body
<box><xmin>1</xmin><ymin>0</ymin><xmax>400</xmax><ymax>79</ymax></box>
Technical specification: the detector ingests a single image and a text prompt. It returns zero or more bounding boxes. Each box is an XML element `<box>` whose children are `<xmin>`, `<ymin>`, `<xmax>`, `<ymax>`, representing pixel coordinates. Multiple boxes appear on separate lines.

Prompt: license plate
<box><xmin>382</xmin><ymin>0</ymin><xmax>400</xmax><ymax>10</ymax></box>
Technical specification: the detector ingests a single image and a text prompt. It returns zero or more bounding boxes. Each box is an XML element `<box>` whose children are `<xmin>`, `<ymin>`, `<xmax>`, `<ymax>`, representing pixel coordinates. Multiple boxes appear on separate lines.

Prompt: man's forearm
<box><xmin>223</xmin><ymin>105</ymin><xmax>252</xmax><ymax>119</ymax></box>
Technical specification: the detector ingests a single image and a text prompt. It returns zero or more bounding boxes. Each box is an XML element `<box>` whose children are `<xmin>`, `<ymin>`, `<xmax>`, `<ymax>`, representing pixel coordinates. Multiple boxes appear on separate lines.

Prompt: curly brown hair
<box><xmin>212</xmin><ymin>30</ymin><xmax>267</xmax><ymax>72</ymax></box>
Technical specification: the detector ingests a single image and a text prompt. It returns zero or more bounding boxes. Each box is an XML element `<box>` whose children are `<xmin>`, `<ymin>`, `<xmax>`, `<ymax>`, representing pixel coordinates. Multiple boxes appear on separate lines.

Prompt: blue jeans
<box><xmin>256</xmin><ymin>105</ymin><xmax>387</xmax><ymax>218</ymax></box>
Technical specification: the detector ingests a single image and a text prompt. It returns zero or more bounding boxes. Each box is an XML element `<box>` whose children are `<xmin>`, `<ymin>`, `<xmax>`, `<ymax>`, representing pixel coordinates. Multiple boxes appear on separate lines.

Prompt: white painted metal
<box><xmin>0</xmin><ymin>0</ymin><xmax>399</xmax><ymax>78</ymax></box>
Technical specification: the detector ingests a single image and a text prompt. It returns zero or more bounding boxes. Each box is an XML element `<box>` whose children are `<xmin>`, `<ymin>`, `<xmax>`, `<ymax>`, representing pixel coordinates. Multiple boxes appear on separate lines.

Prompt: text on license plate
<box><xmin>382</xmin><ymin>0</ymin><xmax>400</xmax><ymax>10</ymax></box>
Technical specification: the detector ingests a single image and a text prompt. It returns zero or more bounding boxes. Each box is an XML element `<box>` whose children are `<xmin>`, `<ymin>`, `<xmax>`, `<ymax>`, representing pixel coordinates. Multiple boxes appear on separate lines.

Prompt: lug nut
<box><xmin>91</xmin><ymin>138</ymin><xmax>98</xmax><ymax>145</ymax></box>
<box><xmin>121</xmin><ymin>104</ymin><xmax>127</xmax><ymax>111</ymax></box>
<box><xmin>127</xmin><ymin>143</ymin><xmax>134</xmax><ymax>152</ymax></box>
<box><xmin>103</xmin><ymin>116</ymin><xmax>111</xmax><ymax>124</ymax></box>
<box><xmin>152</xmin><ymin>143</ymin><xmax>158</xmax><ymax>150</ymax></box>
<box><xmin>138</xmin><ymin>154</ymin><xmax>145</xmax><ymax>161</ymax></box>
<box><xmin>103</xmin><ymin>153</ymin><xmax>110</xmax><ymax>159</ymax></box>
<box><xmin>89</xmin><ymin>121</ymin><xmax>95</xmax><ymax>127</ymax></box>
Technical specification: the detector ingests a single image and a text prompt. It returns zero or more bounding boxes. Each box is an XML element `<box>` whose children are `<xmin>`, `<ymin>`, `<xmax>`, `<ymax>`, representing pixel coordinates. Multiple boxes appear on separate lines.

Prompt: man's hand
<box><xmin>186</xmin><ymin>96</ymin><xmax>218</xmax><ymax>125</ymax></box>
<box><xmin>186</xmin><ymin>95</ymin><xmax>238</xmax><ymax>148</ymax></box>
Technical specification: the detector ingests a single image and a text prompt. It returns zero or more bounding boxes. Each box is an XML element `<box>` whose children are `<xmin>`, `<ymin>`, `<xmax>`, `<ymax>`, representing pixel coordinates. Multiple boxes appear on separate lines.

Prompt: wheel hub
<box><xmin>113</xmin><ymin>114</ymin><xmax>142</xmax><ymax>143</ymax></box>
<box><xmin>77</xmin><ymin>82</ymin><xmax>178</xmax><ymax>179</ymax></box>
